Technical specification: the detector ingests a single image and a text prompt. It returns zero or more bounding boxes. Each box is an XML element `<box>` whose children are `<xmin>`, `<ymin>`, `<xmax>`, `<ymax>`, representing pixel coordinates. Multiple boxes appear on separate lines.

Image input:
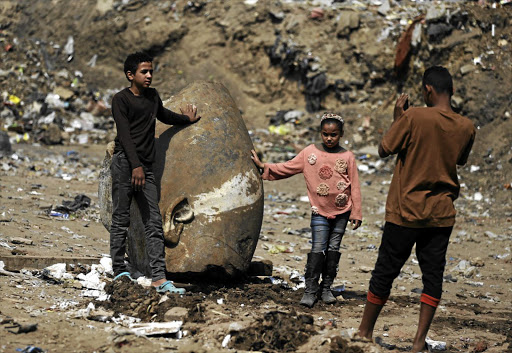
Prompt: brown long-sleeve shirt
<box><xmin>380</xmin><ymin>106</ymin><xmax>475</xmax><ymax>228</ymax></box>
<box><xmin>111</xmin><ymin>87</ymin><xmax>190</xmax><ymax>169</ymax></box>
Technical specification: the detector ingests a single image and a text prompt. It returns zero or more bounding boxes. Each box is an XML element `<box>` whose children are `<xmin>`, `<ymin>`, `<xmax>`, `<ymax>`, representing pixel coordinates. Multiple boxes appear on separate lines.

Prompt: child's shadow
<box><xmin>153</xmin><ymin>124</ymin><xmax>189</xmax><ymax>199</ymax></box>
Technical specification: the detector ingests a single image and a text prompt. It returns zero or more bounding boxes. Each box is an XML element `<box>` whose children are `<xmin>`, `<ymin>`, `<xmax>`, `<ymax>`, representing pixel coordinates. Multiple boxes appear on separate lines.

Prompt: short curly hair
<box><xmin>123</xmin><ymin>52</ymin><xmax>153</xmax><ymax>81</ymax></box>
<box><xmin>422</xmin><ymin>66</ymin><xmax>453</xmax><ymax>96</ymax></box>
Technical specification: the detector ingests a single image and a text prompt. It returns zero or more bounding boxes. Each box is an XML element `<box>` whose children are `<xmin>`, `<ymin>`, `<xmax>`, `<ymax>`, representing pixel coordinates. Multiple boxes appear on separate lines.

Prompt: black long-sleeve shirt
<box><xmin>111</xmin><ymin>87</ymin><xmax>190</xmax><ymax>169</ymax></box>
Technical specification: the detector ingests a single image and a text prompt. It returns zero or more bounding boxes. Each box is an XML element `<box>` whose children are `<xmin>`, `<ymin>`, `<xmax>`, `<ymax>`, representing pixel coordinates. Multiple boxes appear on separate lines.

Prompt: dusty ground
<box><xmin>1</xmin><ymin>0</ymin><xmax>511</xmax><ymax>352</ymax></box>
<box><xmin>1</xmin><ymin>142</ymin><xmax>511</xmax><ymax>353</ymax></box>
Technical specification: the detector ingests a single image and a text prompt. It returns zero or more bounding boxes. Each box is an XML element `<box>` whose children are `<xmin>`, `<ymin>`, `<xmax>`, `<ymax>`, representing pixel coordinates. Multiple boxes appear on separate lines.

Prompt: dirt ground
<box><xmin>1</xmin><ymin>142</ymin><xmax>511</xmax><ymax>353</ymax></box>
<box><xmin>1</xmin><ymin>0</ymin><xmax>511</xmax><ymax>352</ymax></box>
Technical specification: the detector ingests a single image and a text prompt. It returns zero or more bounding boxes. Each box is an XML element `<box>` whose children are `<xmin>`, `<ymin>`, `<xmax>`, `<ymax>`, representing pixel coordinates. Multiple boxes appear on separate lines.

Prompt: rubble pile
<box><xmin>0</xmin><ymin>1</ymin><xmax>510</xmax><ymax>206</ymax></box>
<box><xmin>0</xmin><ymin>31</ymin><xmax>115</xmax><ymax>147</ymax></box>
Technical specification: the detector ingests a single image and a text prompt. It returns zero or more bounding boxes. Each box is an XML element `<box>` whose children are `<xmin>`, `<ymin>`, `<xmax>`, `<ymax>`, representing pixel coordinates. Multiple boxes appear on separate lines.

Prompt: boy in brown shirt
<box><xmin>357</xmin><ymin>66</ymin><xmax>475</xmax><ymax>352</ymax></box>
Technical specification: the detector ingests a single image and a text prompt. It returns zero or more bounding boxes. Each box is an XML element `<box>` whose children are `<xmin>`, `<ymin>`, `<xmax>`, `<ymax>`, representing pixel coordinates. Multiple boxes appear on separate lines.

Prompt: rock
<box><xmin>285</xmin><ymin>17</ymin><xmax>300</xmax><ymax>33</ymax></box>
<box><xmin>269</xmin><ymin>10</ymin><xmax>285</xmax><ymax>22</ymax></box>
<box><xmin>164</xmin><ymin>307</ymin><xmax>188</xmax><ymax>321</ymax></box>
<box><xmin>38</xmin><ymin>202</ymin><xmax>53</xmax><ymax>210</ymax></box>
<box><xmin>10</xmin><ymin>237</ymin><xmax>34</xmax><ymax>245</ymax></box>
<box><xmin>484</xmin><ymin>231</ymin><xmax>498</xmax><ymax>239</ymax></box>
<box><xmin>427</xmin><ymin>23</ymin><xmax>453</xmax><ymax>43</ymax></box>
<box><xmin>42</xmin><ymin>123</ymin><xmax>63</xmax><ymax>145</ymax></box>
<box><xmin>463</xmin><ymin>266</ymin><xmax>477</xmax><ymax>278</ymax></box>
<box><xmin>470</xmin><ymin>257</ymin><xmax>485</xmax><ymax>267</ymax></box>
<box><xmin>425</xmin><ymin>3</ymin><xmax>446</xmax><ymax>21</ymax></box>
<box><xmin>98</xmin><ymin>81</ymin><xmax>264</xmax><ymax>278</ymax></box>
<box><xmin>229</xmin><ymin>322</ymin><xmax>247</xmax><ymax>332</ymax></box>
<box><xmin>451</xmin><ymin>95</ymin><xmax>464</xmax><ymax>109</ymax></box>
<box><xmin>377</xmin><ymin>0</ymin><xmax>391</xmax><ymax>16</ymax></box>
<box><xmin>460</xmin><ymin>64</ymin><xmax>476</xmax><ymax>75</ymax></box>
<box><xmin>337</xmin><ymin>11</ymin><xmax>360</xmax><ymax>37</ymax></box>
<box><xmin>54</xmin><ymin>86</ymin><xmax>75</xmax><ymax>100</ymax></box>
<box><xmin>359</xmin><ymin>266</ymin><xmax>373</xmax><ymax>273</ymax></box>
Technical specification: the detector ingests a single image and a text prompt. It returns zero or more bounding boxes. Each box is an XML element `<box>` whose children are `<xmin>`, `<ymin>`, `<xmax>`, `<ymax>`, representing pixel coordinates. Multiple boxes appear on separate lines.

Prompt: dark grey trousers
<box><xmin>110</xmin><ymin>151</ymin><xmax>166</xmax><ymax>281</ymax></box>
<box><xmin>369</xmin><ymin>222</ymin><xmax>452</xmax><ymax>300</ymax></box>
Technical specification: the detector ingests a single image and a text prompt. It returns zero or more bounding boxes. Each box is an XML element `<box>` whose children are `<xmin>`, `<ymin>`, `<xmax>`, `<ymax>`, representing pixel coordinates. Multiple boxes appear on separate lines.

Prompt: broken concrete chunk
<box><xmin>337</xmin><ymin>11</ymin><xmax>360</xmax><ymax>37</ymax></box>
<box><xmin>460</xmin><ymin>64</ymin><xmax>476</xmax><ymax>75</ymax></box>
<box><xmin>10</xmin><ymin>237</ymin><xmax>34</xmax><ymax>245</ymax></box>
<box><xmin>164</xmin><ymin>307</ymin><xmax>188</xmax><ymax>322</ymax></box>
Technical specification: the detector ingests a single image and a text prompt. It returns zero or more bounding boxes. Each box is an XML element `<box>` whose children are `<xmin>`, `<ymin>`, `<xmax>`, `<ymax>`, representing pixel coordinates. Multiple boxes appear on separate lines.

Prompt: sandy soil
<box><xmin>1</xmin><ymin>143</ymin><xmax>511</xmax><ymax>353</ymax></box>
<box><xmin>1</xmin><ymin>0</ymin><xmax>511</xmax><ymax>352</ymax></box>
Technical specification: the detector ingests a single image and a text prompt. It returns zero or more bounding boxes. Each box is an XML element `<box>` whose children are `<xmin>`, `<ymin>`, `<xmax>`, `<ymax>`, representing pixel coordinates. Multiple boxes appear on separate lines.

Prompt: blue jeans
<box><xmin>110</xmin><ymin>151</ymin><xmax>166</xmax><ymax>282</ymax></box>
<box><xmin>310</xmin><ymin>212</ymin><xmax>350</xmax><ymax>253</ymax></box>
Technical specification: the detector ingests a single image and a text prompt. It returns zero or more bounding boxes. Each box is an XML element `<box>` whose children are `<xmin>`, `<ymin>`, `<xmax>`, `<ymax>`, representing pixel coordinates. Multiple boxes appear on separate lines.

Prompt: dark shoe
<box><xmin>320</xmin><ymin>251</ymin><xmax>341</xmax><ymax>303</ymax></box>
<box><xmin>300</xmin><ymin>252</ymin><xmax>325</xmax><ymax>308</ymax></box>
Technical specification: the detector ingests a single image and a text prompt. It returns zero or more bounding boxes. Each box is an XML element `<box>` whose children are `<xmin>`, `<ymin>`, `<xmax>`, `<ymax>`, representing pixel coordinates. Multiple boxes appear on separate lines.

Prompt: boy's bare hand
<box><xmin>351</xmin><ymin>219</ymin><xmax>362</xmax><ymax>230</ymax></box>
<box><xmin>131</xmin><ymin>166</ymin><xmax>145</xmax><ymax>191</ymax></box>
<box><xmin>393</xmin><ymin>93</ymin><xmax>409</xmax><ymax>121</ymax></box>
<box><xmin>251</xmin><ymin>149</ymin><xmax>265</xmax><ymax>169</ymax></box>
<box><xmin>181</xmin><ymin>104</ymin><xmax>201</xmax><ymax>123</ymax></box>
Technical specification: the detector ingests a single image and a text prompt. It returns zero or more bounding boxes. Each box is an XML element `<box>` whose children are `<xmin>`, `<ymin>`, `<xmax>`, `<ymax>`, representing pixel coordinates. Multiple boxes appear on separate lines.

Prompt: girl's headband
<box><xmin>321</xmin><ymin>113</ymin><xmax>344</xmax><ymax>124</ymax></box>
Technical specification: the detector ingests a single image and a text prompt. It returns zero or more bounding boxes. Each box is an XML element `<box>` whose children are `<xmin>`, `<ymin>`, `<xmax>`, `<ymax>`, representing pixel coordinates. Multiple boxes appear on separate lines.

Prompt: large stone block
<box><xmin>98</xmin><ymin>81</ymin><xmax>264</xmax><ymax>278</ymax></box>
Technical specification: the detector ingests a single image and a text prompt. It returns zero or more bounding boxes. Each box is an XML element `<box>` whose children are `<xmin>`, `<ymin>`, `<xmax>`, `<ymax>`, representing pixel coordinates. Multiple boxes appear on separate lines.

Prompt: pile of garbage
<box><xmin>1</xmin><ymin>29</ymin><xmax>115</xmax><ymax>147</ymax></box>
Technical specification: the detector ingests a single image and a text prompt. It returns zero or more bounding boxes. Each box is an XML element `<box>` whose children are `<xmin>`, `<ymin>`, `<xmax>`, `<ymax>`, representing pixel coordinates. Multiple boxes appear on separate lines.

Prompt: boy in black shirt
<box><xmin>110</xmin><ymin>52</ymin><xmax>200</xmax><ymax>294</ymax></box>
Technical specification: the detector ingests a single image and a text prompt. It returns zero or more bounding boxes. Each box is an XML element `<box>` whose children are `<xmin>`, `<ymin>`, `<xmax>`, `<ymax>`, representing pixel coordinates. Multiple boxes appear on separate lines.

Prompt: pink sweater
<box><xmin>262</xmin><ymin>144</ymin><xmax>362</xmax><ymax>220</ymax></box>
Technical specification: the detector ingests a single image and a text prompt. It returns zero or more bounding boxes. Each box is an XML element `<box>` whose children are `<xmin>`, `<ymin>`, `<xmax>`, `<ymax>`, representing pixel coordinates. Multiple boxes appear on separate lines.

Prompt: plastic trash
<box><xmin>49</xmin><ymin>211</ymin><xmax>70</xmax><ymax>219</ymax></box>
<box><xmin>8</xmin><ymin>94</ymin><xmax>21</xmax><ymax>105</ymax></box>
<box><xmin>426</xmin><ymin>337</ymin><xmax>447</xmax><ymax>351</ymax></box>
<box><xmin>268</xmin><ymin>244</ymin><xmax>294</xmax><ymax>254</ymax></box>
<box><xmin>64</xmin><ymin>36</ymin><xmax>74</xmax><ymax>61</ymax></box>
<box><xmin>16</xmin><ymin>345</ymin><xmax>44</xmax><ymax>353</ymax></box>
<box><xmin>129</xmin><ymin>321</ymin><xmax>182</xmax><ymax>336</ymax></box>
<box><xmin>87</xmin><ymin>54</ymin><xmax>98</xmax><ymax>67</ymax></box>
<box><xmin>268</xmin><ymin>124</ymin><xmax>290</xmax><ymax>135</ymax></box>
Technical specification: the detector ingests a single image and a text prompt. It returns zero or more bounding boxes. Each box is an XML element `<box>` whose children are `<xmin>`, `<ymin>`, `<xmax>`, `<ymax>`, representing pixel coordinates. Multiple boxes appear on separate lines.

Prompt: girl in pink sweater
<box><xmin>251</xmin><ymin>113</ymin><xmax>362</xmax><ymax>308</ymax></box>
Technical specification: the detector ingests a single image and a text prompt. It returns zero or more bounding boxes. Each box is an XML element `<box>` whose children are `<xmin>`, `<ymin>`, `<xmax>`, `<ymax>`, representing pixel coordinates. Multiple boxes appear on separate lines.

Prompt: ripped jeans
<box><xmin>310</xmin><ymin>212</ymin><xmax>350</xmax><ymax>253</ymax></box>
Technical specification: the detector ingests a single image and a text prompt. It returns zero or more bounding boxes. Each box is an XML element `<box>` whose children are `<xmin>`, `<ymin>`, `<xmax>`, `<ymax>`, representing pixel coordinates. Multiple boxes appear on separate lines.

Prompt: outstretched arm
<box><xmin>251</xmin><ymin>149</ymin><xmax>265</xmax><ymax>169</ymax></box>
<box><xmin>157</xmin><ymin>90</ymin><xmax>201</xmax><ymax>125</ymax></box>
<box><xmin>180</xmin><ymin>104</ymin><xmax>201</xmax><ymax>123</ymax></box>
<box><xmin>252</xmin><ymin>149</ymin><xmax>305</xmax><ymax>181</ymax></box>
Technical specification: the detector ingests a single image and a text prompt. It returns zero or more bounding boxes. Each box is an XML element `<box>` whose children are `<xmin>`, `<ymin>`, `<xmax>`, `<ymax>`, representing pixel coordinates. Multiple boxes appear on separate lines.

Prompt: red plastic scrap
<box><xmin>394</xmin><ymin>15</ymin><xmax>425</xmax><ymax>71</ymax></box>
<box><xmin>310</xmin><ymin>7</ymin><xmax>324</xmax><ymax>20</ymax></box>
<box><xmin>4</xmin><ymin>43</ymin><xmax>13</xmax><ymax>52</ymax></box>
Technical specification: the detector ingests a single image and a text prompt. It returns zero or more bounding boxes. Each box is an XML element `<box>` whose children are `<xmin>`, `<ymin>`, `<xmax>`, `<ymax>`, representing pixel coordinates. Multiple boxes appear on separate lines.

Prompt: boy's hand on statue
<box><xmin>251</xmin><ymin>149</ymin><xmax>264</xmax><ymax>169</ymax></box>
<box><xmin>181</xmin><ymin>104</ymin><xmax>201</xmax><ymax>123</ymax></box>
<box><xmin>393</xmin><ymin>93</ymin><xmax>409</xmax><ymax>121</ymax></box>
<box><xmin>131</xmin><ymin>166</ymin><xmax>145</xmax><ymax>191</ymax></box>
<box><xmin>351</xmin><ymin>219</ymin><xmax>362</xmax><ymax>230</ymax></box>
